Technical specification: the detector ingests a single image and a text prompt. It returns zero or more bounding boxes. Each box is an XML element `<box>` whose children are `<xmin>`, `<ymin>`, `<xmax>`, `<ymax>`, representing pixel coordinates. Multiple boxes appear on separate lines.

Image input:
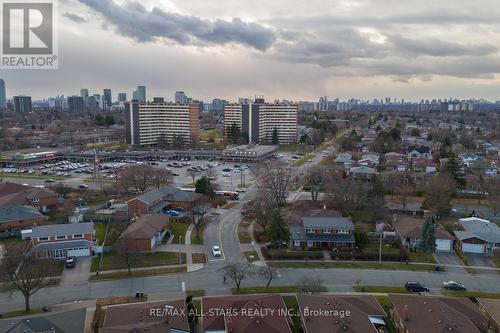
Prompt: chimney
<box><xmin>404</xmin><ymin>305</ymin><xmax>408</xmax><ymax>321</ymax></box>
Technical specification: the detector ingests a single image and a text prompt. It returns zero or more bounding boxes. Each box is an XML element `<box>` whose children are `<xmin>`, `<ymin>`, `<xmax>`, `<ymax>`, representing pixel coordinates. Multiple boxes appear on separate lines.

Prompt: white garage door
<box><xmin>435</xmin><ymin>239</ymin><xmax>452</xmax><ymax>251</ymax></box>
<box><xmin>462</xmin><ymin>243</ymin><xmax>484</xmax><ymax>254</ymax></box>
<box><xmin>67</xmin><ymin>248</ymin><xmax>90</xmax><ymax>257</ymax></box>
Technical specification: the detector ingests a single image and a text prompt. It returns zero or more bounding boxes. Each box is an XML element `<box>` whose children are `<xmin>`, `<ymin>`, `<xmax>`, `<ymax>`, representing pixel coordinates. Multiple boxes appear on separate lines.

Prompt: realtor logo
<box><xmin>1</xmin><ymin>0</ymin><xmax>58</xmax><ymax>69</ymax></box>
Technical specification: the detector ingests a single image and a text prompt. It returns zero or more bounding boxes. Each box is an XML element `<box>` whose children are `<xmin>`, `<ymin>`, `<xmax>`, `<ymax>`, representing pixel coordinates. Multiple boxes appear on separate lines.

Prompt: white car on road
<box><xmin>212</xmin><ymin>245</ymin><xmax>222</xmax><ymax>257</ymax></box>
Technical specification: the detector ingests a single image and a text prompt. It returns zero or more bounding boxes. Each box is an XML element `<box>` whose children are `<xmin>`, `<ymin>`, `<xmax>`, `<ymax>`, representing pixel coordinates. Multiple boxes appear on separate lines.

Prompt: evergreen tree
<box><xmin>267</xmin><ymin>209</ymin><xmax>290</xmax><ymax>245</ymax></box>
<box><xmin>444</xmin><ymin>153</ymin><xmax>466</xmax><ymax>188</ymax></box>
<box><xmin>420</xmin><ymin>216</ymin><xmax>437</xmax><ymax>253</ymax></box>
<box><xmin>271</xmin><ymin>127</ymin><xmax>279</xmax><ymax>145</ymax></box>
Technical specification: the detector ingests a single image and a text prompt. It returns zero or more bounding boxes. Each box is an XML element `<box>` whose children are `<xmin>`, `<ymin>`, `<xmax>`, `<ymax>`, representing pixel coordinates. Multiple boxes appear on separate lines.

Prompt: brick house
<box><xmin>394</xmin><ymin>216</ymin><xmax>454</xmax><ymax>252</ymax></box>
<box><xmin>455</xmin><ymin>217</ymin><xmax>500</xmax><ymax>254</ymax></box>
<box><xmin>126</xmin><ymin>186</ymin><xmax>201</xmax><ymax>217</ymax></box>
<box><xmin>119</xmin><ymin>214</ymin><xmax>170</xmax><ymax>252</ymax></box>
<box><xmin>0</xmin><ymin>182</ymin><xmax>61</xmax><ymax>213</ymax></box>
<box><xmin>0</xmin><ymin>205</ymin><xmax>45</xmax><ymax>233</ymax></box>
<box><xmin>389</xmin><ymin>294</ymin><xmax>486</xmax><ymax>333</ymax></box>
<box><xmin>290</xmin><ymin>210</ymin><xmax>355</xmax><ymax>249</ymax></box>
<box><xmin>30</xmin><ymin>222</ymin><xmax>94</xmax><ymax>259</ymax></box>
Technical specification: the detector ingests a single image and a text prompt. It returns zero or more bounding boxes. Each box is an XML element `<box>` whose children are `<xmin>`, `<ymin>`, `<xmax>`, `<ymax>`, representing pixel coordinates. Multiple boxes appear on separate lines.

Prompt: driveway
<box><xmin>466</xmin><ymin>254</ymin><xmax>495</xmax><ymax>268</ymax></box>
<box><xmin>61</xmin><ymin>257</ymin><xmax>91</xmax><ymax>285</ymax></box>
<box><xmin>435</xmin><ymin>252</ymin><xmax>462</xmax><ymax>266</ymax></box>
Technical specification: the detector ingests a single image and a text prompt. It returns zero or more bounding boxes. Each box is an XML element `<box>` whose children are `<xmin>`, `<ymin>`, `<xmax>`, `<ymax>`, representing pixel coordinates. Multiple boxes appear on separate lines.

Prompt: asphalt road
<box><xmin>2</xmin><ymin>263</ymin><xmax>500</xmax><ymax>313</ymax></box>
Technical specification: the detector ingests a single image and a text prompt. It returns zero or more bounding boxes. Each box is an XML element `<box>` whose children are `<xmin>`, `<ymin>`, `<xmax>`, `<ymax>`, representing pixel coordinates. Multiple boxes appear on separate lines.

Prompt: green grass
<box><xmin>409</xmin><ymin>251</ymin><xmax>436</xmax><ymax>263</ymax></box>
<box><xmin>199</xmin><ymin>129</ymin><xmax>223</xmax><ymax>140</ymax></box>
<box><xmin>269</xmin><ymin>261</ymin><xmax>439</xmax><ymax>271</ymax></box>
<box><xmin>238</xmin><ymin>221</ymin><xmax>252</xmax><ymax>244</ymax></box>
<box><xmin>231</xmin><ymin>285</ymin><xmax>327</xmax><ymax>295</ymax></box>
<box><xmin>492</xmin><ymin>257</ymin><xmax>500</xmax><ymax>268</ymax></box>
<box><xmin>0</xmin><ymin>307</ymin><xmax>50</xmax><ymax>318</ymax></box>
<box><xmin>0</xmin><ymin>237</ymin><xmax>25</xmax><ymax>246</ymax></box>
<box><xmin>353</xmin><ymin>285</ymin><xmax>409</xmax><ymax>293</ymax></box>
<box><xmin>89</xmin><ymin>266</ymin><xmax>186</xmax><ymax>281</ymax></box>
<box><xmin>283</xmin><ymin>295</ymin><xmax>301</xmax><ymax>332</ymax></box>
<box><xmin>94</xmin><ymin>223</ymin><xmax>107</xmax><ymax>246</ymax></box>
<box><xmin>362</xmin><ymin>242</ymin><xmax>400</xmax><ymax>255</ymax></box>
<box><xmin>0</xmin><ymin>172</ymin><xmax>68</xmax><ymax>180</ymax></box>
<box><xmin>91</xmin><ymin>252</ymin><xmax>186</xmax><ymax>272</ymax></box>
<box><xmin>191</xmin><ymin>224</ymin><xmax>205</xmax><ymax>245</ymax></box>
<box><xmin>277</xmin><ymin>144</ymin><xmax>310</xmax><ymax>153</ymax></box>
<box><xmin>192</xmin><ymin>253</ymin><xmax>206</xmax><ymax>264</ymax></box>
<box><xmin>244</xmin><ymin>250</ymin><xmax>259</xmax><ymax>261</ymax></box>
<box><xmin>442</xmin><ymin>290</ymin><xmax>500</xmax><ymax>299</ymax></box>
<box><xmin>169</xmin><ymin>221</ymin><xmax>189</xmax><ymax>244</ymax></box>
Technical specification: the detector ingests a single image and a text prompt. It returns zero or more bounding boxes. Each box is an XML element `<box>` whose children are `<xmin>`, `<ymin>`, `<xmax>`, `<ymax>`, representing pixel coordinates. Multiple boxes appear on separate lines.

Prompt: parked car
<box><xmin>44</xmin><ymin>178</ymin><xmax>56</xmax><ymax>183</ymax></box>
<box><xmin>443</xmin><ymin>281</ymin><xmax>466</xmax><ymax>290</ymax></box>
<box><xmin>405</xmin><ymin>281</ymin><xmax>429</xmax><ymax>292</ymax></box>
<box><xmin>212</xmin><ymin>245</ymin><xmax>222</xmax><ymax>257</ymax></box>
<box><xmin>65</xmin><ymin>257</ymin><xmax>76</xmax><ymax>269</ymax></box>
<box><xmin>78</xmin><ymin>184</ymin><xmax>89</xmax><ymax>189</ymax></box>
<box><xmin>164</xmin><ymin>210</ymin><xmax>180</xmax><ymax>217</ymax></box>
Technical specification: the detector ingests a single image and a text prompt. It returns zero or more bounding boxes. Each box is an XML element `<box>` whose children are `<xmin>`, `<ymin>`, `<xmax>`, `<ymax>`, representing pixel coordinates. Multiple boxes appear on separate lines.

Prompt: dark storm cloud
<box><xmin>63</xmin><ymin>13</ymin><xmax>88</xmax><ymax>23</ymax></box>
<box><xmin>78</xmin><ymin>0</ymin><xmax>276</xmax><ymax>51</ymax></box>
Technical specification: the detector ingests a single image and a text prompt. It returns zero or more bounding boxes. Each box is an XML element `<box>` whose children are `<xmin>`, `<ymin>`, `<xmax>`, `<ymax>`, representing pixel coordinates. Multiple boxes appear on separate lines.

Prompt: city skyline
<box><xmin>3</xmin><ymin>0</ymin><xmax>500</xmax><ymax>101</ymax></box>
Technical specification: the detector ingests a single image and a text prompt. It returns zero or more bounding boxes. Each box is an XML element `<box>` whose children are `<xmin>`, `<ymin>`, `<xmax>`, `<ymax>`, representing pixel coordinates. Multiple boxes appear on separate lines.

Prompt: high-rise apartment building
<box><xmin>118</xmin><ymin>93</ymin><xmax>127</xmax><ymax>102</ymax></box>
<box><xmin>0</xmin><ymin>79</ymin><xmax>7</xmax><ymax>109</ymax></box>
<box><xmin>135</xmin><ymin>86</ymin><xmax>146</xmax><ymax>102</ymax></box>
<box><xmin>224</xmin><ymin>98</ymin><xmax>298</xmax><ymax>144</ymax></box>
<box><xmin>67</xmin><ymin>96</ymin><xmax>85</xmax><ymax>113</ymax></box>
<box><xmin>13</xmin><ymin>96</ymin><xmax>32</xmax><ymax>113</ymax></box>
<box><xmin>175</xmin><ymin>91</ymin><xmax>188</xmax><ymax>104</ymax></box>
<box><xmin>103</xmin><ymin>89</ymin><xmax>112</xmax><ymax>109</ymax></box>
<box><xmin>125</xmin><ymin>101</ymin><xmax>200</xmax><ymax>147</ymax></box>
<box><xmin>80</xmin><ymin>89</ymin><xmax>89</xmax><ymax>100</ymax></box>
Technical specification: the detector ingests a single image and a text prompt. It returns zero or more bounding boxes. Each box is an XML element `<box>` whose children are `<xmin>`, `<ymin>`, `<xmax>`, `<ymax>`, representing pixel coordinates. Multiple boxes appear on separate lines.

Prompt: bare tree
<box><xmin>0</xmin><ymin>243</ymin><xmax>58</xmax><ymax>312</ymax></box>
<box><xmin>185</xmin><ymin>202</ymin><xmax>212</xmax><ymax>239</ymax></box>
<box><xmin>324</xmin><ymin>176</ymin><xmax>367</xmax><ymax>214</ymax></box>
<box><xmin>485</xmin><ymin>180</ymin><xmax>500</xmax><ymax>217</ymax></box>
<box><xmin>151</xmin><ymin>168</ymin><xmax>173</xmax><ymax>189</ymax></box>
<box><xmin>243</xmin><ymin>194</ymin><xmax>274</xmax><ymax>232</ymax></box>
<box><xmin>115</xmin><ymin>236</ymin><xmax>139</xmax><ymax>275</ymax></box>
<box><xmin>258</xmin><ymin>265</ymin><xmax>279</xmax><ymax>288</ymax></box>
<box><xmin>220</xmin><ymin>262</ymin><xmax>253</xmax><ymax>291</ymax></box>
<box><xmin>187</xmin><ymin>168</ymin><xmax>200</xmax><ymax>185</ymax></box>
<box><xmin>305</xmin><ymin>166</ymin><xmax>324</xmax><ymax>201</ymax></box>
<box><xmin>297</xmin><ymin>276</ymin><xmax>324</xmax><ymax>294</ymax></box>
<box><xmin>119</xmin><ymin>164</ymin><xmax>155</xmax><ymax>194</ymax></box>
<box><xmin>257</xmin><ymin>162</ymin><xmax>294</xmax><ymax>206</ymax></box>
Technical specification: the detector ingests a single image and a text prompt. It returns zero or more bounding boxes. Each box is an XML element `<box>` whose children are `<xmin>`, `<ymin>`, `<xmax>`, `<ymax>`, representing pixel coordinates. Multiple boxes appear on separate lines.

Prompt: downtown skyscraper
<box><xmin>103</xmin><ymin>89</ymin><xmax>112</xmax><ymax>109</ymax></box>
<box><xmin>0</xmin><ymin>79</ymin><xmax>6</xmax><ymax>109</ymax></box>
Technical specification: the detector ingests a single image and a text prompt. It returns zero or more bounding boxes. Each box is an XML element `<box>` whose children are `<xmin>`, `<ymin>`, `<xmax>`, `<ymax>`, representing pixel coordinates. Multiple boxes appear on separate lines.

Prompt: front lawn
<box><xmin>94</xmin><ymin>223</ymin><xmax>107</xmax><ymax>246</ymax></box>
<box><xmin>91</xmin><ymin>252</ymin><xmax>185</xmax><ymax>272</ymax></box>
<box><xmin>409</xmin><ymin>251</ymin><xmax>436</xmax><ymax>263</ymax></box>
<box><xmin>353</xmin><ymin>285</ymin><xmax>408</xmax><ymax>293</ymax></box>
<box><xmin>0</xmin><ymin>306</ymin><xmax>50</xmax><ymax>318</ymax></box>
<box><xmin>231</xmin><ymin>285</ymin><xmax>327</xmax><ymax>295</ymax></box>
<box><xmin>89</xmin><ymin>266</ymin><xmax>186</xmax><ymax>281</ymax></box>
<box><xmin>362</xmin><ymin>242</ymin><xmax>400</xmax><ymax>255</ymax></box>
<box><xmin>269</xmin><ymin>261</ymin><xmax>439</xmax><ymax>271</ymax></box>
<box><xmin>168</xmin><ymin>221</ymin><xmax>189</xmax><ymax>244</ymax></box>
<box><xmin>191</xmin><ymin>224</ymin><xmax>206</xmax><ymax>245</ymax></box>
<box><xmin>442</xmin><ymin>290</ymin><xmax>500</xmax><ymax>299</ymax></box>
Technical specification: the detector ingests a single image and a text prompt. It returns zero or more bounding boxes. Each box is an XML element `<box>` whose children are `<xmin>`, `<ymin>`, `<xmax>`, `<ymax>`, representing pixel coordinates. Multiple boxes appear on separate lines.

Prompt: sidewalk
<box><xmin>247</xmin><ymin>221</ymin><xmax>266</xmax><ymax>266</ymax></box>
<box><xmin>185</xmin><ymin>223</ymin><xmax>204</xmax><ymax>272</ymax></box>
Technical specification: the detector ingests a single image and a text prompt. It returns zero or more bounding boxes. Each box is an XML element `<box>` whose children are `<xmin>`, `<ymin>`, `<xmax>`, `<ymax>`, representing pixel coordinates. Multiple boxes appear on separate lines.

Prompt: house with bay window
<box><xmin>30</xmin><ymin>222</ymin><xmax>94</xmax><ymax>259</ymax></box>
<box><xmin>290</xmin><ymin>211</ymin><xmax>355</xmax><ymax>249</ymax></box>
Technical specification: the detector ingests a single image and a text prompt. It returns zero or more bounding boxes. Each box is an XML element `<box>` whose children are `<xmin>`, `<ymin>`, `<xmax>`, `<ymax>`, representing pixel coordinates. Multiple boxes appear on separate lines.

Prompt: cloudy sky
<box><xmin>4</xmin><ymin>0</ymin><xmax>500</xmax><ymax>102</ymax></box>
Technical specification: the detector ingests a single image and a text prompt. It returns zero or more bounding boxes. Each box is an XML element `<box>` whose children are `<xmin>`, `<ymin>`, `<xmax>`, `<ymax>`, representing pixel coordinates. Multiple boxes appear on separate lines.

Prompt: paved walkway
<box><xmin>185</xmin><ymin>223</ymin><xmax>205</xmax><ymax>272</ymax></box>
<box><xmin>248</xmin><ymin>221</ymin><xmax>266</xmax><ymax>265</ymax></box>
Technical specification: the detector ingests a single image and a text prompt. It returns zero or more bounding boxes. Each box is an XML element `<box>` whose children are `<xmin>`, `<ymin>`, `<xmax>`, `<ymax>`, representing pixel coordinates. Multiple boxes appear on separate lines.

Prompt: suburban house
<box><xmin>0</xmin><ymin>182</ymin><xmax>61</xmax><ymax>213</ymax></box>
<box><xmin>290</xmin><ymin>210</ymin><xmax>355</xmax><ymax>249</ymax></box>
<box><xmin>348</xmin><ymin>166</ymin><xmax>376</xmax><ymax>180</ymax></box>
<box><xmin>394</xmin><ymin>216</ymin><xmax>454</xmax><ymax>252</ymax></box>
<box><xmin>358</xmin><ymin>153</ymin><xmax>380</xmax><ymax>167</ymax></box>
<box><xmin>126</xmin><ymin>186</ymin><xmax>201</xmax><ymax>217</ymax></box>
<box><xmin>119</xmin><ymin>214</ymin><xmax>170</xmax><ymax>252</ymax></box>
<box><xmin>407</xmin><ymin>145</ymin><xmax>432</xmax><ymax>160</ymax></box>
<box><xmin>296</xmin><ymin>294</ymin><xmax>386</xmax><ymax>333</ymax></box>
<box><xmin>201</xmin><ymin>295</ymin><xmax>293</xmax><ymax>333</ymax></box>
<box><xmin>0</xmin><ymin>308</ymin><xmax>87</xmax><ymax>333</ymax></box>
<box><xmin>100</xmin><ymin>300</ymin><xmax>189</xmax><ymax>333</ymax></box>
<box><xmin>477</xmin><ymin>298</ymin><xmax>500</xmax><ymax>333</ymax></box>
<box><xmin>389</xmin><ymin>294</ymin><xmax>486</xmax><ymax>333</ymax></box>
<box><xmin>454</xmin><ymin>217</ymin><xmax>500</xmax><ymax>254</ymax></box>
<box><xmin>30</xmin><ymin>222</ymin><xmax>94</xmax><ymax>259</ymax></box>
<box><xmin>0</xmin><ymin>205</ymin><xmax>45</xmax><ymax>233</ymax></box>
